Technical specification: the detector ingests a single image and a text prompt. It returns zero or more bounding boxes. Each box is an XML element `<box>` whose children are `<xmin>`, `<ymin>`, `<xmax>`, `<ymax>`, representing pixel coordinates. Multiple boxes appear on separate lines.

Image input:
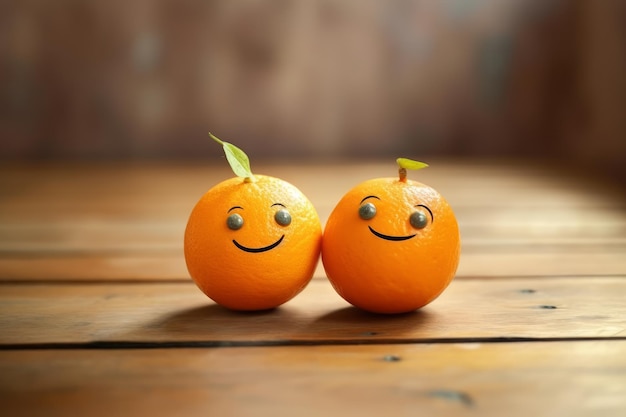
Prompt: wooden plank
<box><xmin>2</xmin><ymin>162</ymin><xmax>624</xmax><ymax>223</ymax></box>
<box><xmin>3</xmin><ymin>162</ymin><xmax>625</xmax><ymax>254</ymax></box>
<box><xmin>1</xmin><ymin>278</ymin><xmax>624</xmax><ymax>346</ymax></box>
<box><xmin>1</xmin><ymin>251</ymin><xmax>625</xmax><ymax>282</ymax></box>
<box><xmin>1</xmin><ymin>341</ymin><xmax>625</xmax><ymax>417</ymax></box>
<box><xmin>2</xmin><ymin>209</ymin><xmax>626</xmax><ymax>251</ymax></box>
<box><xmin>457</xmin><ymin>252</ymin><xmax>626</xmax><ymax>277</ymax></box>
<box><xmin>0</xmin><ymin>221</ymin><xmax>186</xmax><ymax>253</ymax></box>
<box><xmin>0</xmin><ymin>254</ymin><xmax>188</xmax><ymax>281</ymax></box>
<box><xmin>2</xmin><ymin>204</ymin><xmax>626</xmax><ymax>253</ymax></box>
<box><xmin>0</xmin><ymin>160</ymin><xmax>581</xmax><ymax>196</ymax></box>
<box><xmin>2</xmin><ymin>232</ymin><xmax>625</xmax><ymax>254</ymax></box>
<box><xmin>2</xmin><ymin>159</ymin><xmax>621</xmax><ymax>200</ymax></box>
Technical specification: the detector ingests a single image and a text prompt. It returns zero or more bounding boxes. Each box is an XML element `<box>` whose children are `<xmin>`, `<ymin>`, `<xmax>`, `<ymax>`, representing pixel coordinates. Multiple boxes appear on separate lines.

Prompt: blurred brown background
<box><xmin>1</xmin><ymin>0</ymin><xmax>625</xmax><ymax>179</ymax></box>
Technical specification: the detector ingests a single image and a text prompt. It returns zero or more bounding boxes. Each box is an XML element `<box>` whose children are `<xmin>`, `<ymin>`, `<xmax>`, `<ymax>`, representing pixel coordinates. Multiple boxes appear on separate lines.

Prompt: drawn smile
<box><xmin>233</xmin><ymin>235</ymin><xmax>285</xmax><ymax>253</ymax></box>
<box><xmin>368</xmin><ymin>226</ymin><xmax>416</xmax><ymax>242</ymax></box>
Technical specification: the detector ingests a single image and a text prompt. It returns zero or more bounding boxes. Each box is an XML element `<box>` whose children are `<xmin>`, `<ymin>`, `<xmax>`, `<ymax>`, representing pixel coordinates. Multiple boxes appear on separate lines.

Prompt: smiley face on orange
<box><xmin>184</xmin><ymin>175</ymin><xmax>322</xmax><ymax>311</ymax></box>
<box><xmin>226</xmin><ymin>202</ymin><xmax>291</xmax><ymax>253</ymax></box>
<box><xmin>358</xmin><ymin>194</ymin><xmax>433</xmax><ymax>241</ymax></box>
<box><xmin>321</xmin><ymin>177</ymin><xmax>460</xmax><ymax>314</ymax></box>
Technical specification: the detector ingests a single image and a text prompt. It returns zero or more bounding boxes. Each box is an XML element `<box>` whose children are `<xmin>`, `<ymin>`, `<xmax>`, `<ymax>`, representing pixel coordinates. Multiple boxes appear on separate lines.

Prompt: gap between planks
<box><xmin>3</xmin><ymin>335</ymin><xmax>626</xmax><ymax>351</ymax></box>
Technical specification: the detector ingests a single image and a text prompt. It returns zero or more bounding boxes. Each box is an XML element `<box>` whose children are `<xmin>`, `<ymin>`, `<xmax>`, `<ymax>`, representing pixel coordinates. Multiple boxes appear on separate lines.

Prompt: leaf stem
<box><xmin>396</xmin><ymin>157</ymin><xmax>428</xmax><ymax>182</ymax></box>
<box><xmin>399</xmin><ymin>167</ymin><xmax>408</xmax><ymax>182</ymax></box>
<box><xmin>208</xmin><ymin>132</ymin><xmax>223</xmax><ymax>146</ymax></box>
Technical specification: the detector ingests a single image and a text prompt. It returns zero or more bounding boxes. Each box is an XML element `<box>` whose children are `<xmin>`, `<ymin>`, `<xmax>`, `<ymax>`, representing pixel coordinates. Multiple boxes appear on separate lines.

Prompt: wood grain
<box><xmin>2</xmin><ymin>161</ymin><xmax>625</xmax><ymax>283</ymax></box>
<box><xmin>1</xmin><ymin>277</ymin><xmax>624</xmax><ymax>346</ymax></box>
<box><xmin>1</xmin><ymin>341</ymin><xmax>625</xmax><ymax>417</ymax></box>
<box><xmin>2</xmin><ymin>161</ymin><xmax>625</xmax><ymax>417</ymax></box>
<box><xmin>2</xmin><ymin>212</ymin><xmax>625</xmax><ymax>253</ymax></box>
<box><xmin>2</xmin><ymin>161</ymin><xmax>624</xmax><ymax>219</ymax></box>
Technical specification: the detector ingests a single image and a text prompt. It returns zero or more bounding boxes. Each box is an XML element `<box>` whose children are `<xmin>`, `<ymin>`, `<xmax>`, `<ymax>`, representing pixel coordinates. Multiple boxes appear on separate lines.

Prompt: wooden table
<box><xmin>1</xmin><ymin>160</ymin><xmax>625</xmax><ymax>416</ymax></box>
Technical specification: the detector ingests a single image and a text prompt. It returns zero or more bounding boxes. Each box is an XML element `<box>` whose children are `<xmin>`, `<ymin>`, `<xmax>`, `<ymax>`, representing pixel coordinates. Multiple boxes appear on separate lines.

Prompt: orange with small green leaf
<box><xmin>321</xmin><ymin>158</ymin><xmax>460</xmax><ymax>314</ymax></box>
<box><xmin>184</xmin><ymin>133</ymin><xmax>322</xmax><ymax>311</ymax></box>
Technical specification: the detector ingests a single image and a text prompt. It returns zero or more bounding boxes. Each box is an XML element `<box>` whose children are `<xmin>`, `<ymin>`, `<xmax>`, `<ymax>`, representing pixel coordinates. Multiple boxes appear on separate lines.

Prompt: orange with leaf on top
<box><xmin>321</xmin><ymin>158</ymin><xmax>460</xmax><ymax>314</ymax></box>
<box><xmin>184</xmin><ymin>134</ymin><xmax>322</xmax><ymax>311</ymax></box>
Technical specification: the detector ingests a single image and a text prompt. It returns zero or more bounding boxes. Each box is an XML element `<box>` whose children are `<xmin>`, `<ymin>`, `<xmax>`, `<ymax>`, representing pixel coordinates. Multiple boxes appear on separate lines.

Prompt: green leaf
<box><xmin>223</xmin><ymin>142</ymin><xmax>253</xmax><ymax>178</ymax></box>
<box><xmin>209</xmin><ymin>133</ymin><xmax>254</xmax><ymax>179</ymax></box>
<box><xmin>396</xmin><ymin>158</ymin><xmax>429</xmax><ymax>170</ymax></box>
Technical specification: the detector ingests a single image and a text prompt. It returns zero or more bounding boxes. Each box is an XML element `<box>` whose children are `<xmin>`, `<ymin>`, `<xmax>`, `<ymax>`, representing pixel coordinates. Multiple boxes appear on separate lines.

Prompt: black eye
<box><xmin>274</xmin><ymin>209</ymin><xmax>291</xmax><ymax>226</ymax></box>
<box><xmin>410</xmin><ymin>211</ymin><xmax>428</xmax><ymax>229</ymax></box>
<box><xmin>227</xmin><ymin>213</ymin><xmax>244</xmax><ymax>230</ymax></box>
<box><xmin>359</xmin><ymin>202</ymin><xmax>377</xmax><ymax>220</ymax></box>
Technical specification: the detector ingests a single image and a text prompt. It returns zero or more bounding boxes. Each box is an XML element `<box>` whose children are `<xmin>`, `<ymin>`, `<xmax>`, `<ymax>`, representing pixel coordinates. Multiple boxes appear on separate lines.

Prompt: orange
<box><xmin>321</xmin><ymin>171</ymin><xmax>460</xmax><ymax>314</ymax></box>
<box><xmin>184</xmin><ymin>175</ymin><xmax>322</xmax><ymax>311</ymax></box>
